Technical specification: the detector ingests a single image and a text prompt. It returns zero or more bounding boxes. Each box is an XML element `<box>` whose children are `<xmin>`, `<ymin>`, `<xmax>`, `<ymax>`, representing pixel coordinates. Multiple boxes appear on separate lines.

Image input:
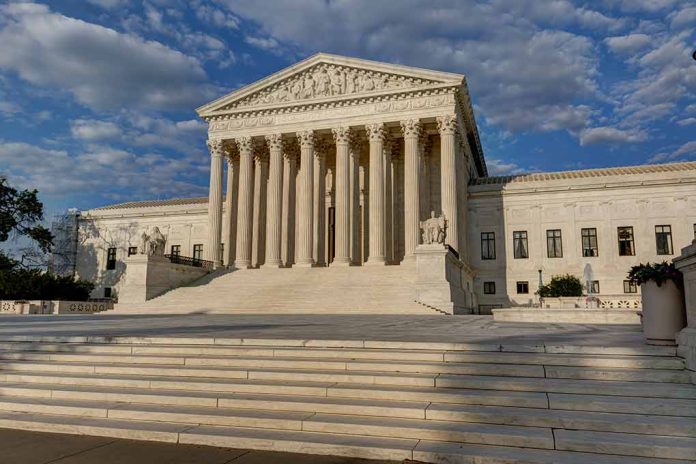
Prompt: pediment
<box><xmin>197</xmin><ymin>53</ymin><xmax>464</xmax><ymax>116</ymax></box>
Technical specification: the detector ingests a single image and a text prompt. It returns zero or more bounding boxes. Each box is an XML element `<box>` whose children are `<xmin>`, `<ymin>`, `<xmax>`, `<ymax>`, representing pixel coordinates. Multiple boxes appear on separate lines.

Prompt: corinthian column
<box><xmin>332</xmin><ymin>126</ymin><xmax>351</xmax><ymax>266</ymax></box>
<box><xmin>252</xmin><ymin>145</ymin><xmax>268</xmax><ymax>268</ymax></box>
<box><xmin>400</xmin><ymin>119</ymin><xmax>422</xmax><ymax>260</ymax></box>
<box><xmin>281</xmin><ymin>141</ymin><xmax>298</xmax><ymax>267</ymax></box>
<box><xmin>437</xmin><ymin>115</ymin><xmax>458</xmax><ymax>252</ymax></box>
<box><xmin>295</xmin><ymin>130</ymin><xmax>315</xmax><ymax>267</ymax></box>
<box><xmin>206</xmin><ymin>138</ymin><xmax>224</xmax><ymax>267</ymax></box>
<box><xmin>383</xmin><ymin>134</ymin><xmax>394</xmax><ymax>263</ymax></box>
<box><xmin>365</xmin><ymin>122</ymin><xmax>386</xmax><ymax>265</ymax></box>
<box><xmin>313</xmin><ymin>139</ymin><xmax>328</xmax><ymax>267</ymax></box>
<box><xmin>264</xmin><ymin>134</ymin><xmax>284</xmax><ymax>268</ymax></box>
<box><xmin>234</xmin><ymin>136</ymin><xmax>254</xmax><ymax>269</ymax></box>
<box><xmin>223</xmin><ymin>145</ymin><xmax>239</xmax><ymax>266</ymax></box>
<box><xmin>349</xmin><ymin>136</ymin><xmax>362</xmax><ymax>265</ymax></box>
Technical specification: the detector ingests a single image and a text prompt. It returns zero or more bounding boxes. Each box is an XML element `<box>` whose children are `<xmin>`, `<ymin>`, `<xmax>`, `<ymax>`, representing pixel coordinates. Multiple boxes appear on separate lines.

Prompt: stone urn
<box><xmin>641</xmin><ymin>279</ymin><xmax>686</xmax><ymax>345</ymax></box>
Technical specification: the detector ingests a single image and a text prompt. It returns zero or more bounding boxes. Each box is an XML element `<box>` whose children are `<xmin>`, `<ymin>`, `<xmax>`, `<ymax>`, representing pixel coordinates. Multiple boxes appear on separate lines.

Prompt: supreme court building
<box><xmin>57</xmin><ymin>54</ymin><xmax>696</xmax><ymax>314</ymax></box>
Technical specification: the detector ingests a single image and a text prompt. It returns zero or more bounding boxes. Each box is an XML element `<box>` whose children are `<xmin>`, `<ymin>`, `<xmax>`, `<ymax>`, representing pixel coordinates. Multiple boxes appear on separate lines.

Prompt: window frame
<box><xmin>480</xmin><ymin>232</ymin><xmax>496</xmax><ymax>260</ymax></box>
<box><xmin>623</xmin><ymin>280</ymin><xmax>637</xmax><ymax>293</ymax></box>
<box><xmin>483</xmin><ymin>281</ymin><xmax>496</xmax><ymax>295</ymax></box>
<box><xmin>655</xmin><ymin>225</ymin><xmax>673</xmax><ymax>255</ymax></box>
<box><xmin>516</xmin><ymin>281</ymin><xmax>529</xmax><ymax>294</ymax></box>
<box><xmin>581</xmin><ymin>228</ymin><xmax>598</xmax><ymax>257</ymax></box>
<box><xmin>617</xmin><ymin>226</ymin><xmax>635</xmax><ymax>256</ymax></box>
<box><xmin>589</xmin><ymin>280</ymin><xmax>600</xmax><ymax>294</ymax></box>
<box><xmin>170</xmin><ymin>245</ymin><xmax>181</xmax><ymax>257</ymax></box>
<box><xmin>192</xmin><ymin>244</ymin><xmax>203</xmax><ymax>261</ymax></box>
<box><xmin>513</xmin><ymin>231</ymin><xmax>529</xmax><ymax>259</ymax></box>
<box><xmin>546</xmin><ymin>229</ymin><xmax>563</xmax><ymax>258</ymax></box>
<box><xmin>127</xmin><ymin>246</ymin><xmax>138</xmax><ymax>257</ymax></box>
<box><xmin>105</xmin><ymin>247</ymin><xmax>117</xmax><ymax>270</ymax></box>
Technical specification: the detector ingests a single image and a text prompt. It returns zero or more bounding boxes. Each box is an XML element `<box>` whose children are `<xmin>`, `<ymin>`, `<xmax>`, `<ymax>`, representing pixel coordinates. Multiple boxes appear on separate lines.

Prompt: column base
<box><xmin>261</xmin><ymin>260</ymin><xmax>284</xmax><ymax>269</ymax></box>
<box><xmin>364</xmin><ymin>257</ymin><xmax>388</xmax><ymax>266</ymax></box>
<box><xmin>295</xmin><ymin>259</ymin><xmax>314</xmax><ymax>268</ymax></box>
<box><xmin>233</xmin><ymin>259</ymin><xmax>254</xmax><ymax>269</ymax></box>
<box><xmin>331</xmin><ymin>258</ymin><xmax>352</xmax><ymax>267</ymax></box>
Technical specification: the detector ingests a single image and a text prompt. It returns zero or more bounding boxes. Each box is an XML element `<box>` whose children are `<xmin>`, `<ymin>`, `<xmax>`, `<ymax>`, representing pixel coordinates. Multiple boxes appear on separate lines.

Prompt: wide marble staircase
<box><xmin>0</xmin><ymin>335</ymin><xmax>694</xmax><ymax>463</ymax></box>
<box><xmin>116</xmin><ymin>265</ymin><xmax>434</xmax><ymax>314</ymax></box>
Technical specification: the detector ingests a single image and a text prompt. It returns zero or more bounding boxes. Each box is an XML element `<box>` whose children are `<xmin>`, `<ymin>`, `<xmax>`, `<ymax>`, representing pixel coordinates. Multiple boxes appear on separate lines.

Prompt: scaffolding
<box><xmin>48</xmin><ymin>208</ymin><xmax>80</xmax><ymax>277</ymax></box>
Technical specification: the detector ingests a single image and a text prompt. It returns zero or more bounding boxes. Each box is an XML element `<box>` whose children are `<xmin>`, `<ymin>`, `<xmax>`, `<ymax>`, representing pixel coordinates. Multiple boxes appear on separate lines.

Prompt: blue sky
<box><xmin>0</xmin><ymin>0</ymin><xmax>694</xmax><ymax>219</ymax></box>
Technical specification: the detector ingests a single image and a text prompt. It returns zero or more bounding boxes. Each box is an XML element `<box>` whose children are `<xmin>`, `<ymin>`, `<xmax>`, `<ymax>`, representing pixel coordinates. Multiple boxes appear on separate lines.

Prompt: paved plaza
<box><xmin>0</xmin><ymin>314</ymin><xmax>643</xmax><ymax>346</ymax></box>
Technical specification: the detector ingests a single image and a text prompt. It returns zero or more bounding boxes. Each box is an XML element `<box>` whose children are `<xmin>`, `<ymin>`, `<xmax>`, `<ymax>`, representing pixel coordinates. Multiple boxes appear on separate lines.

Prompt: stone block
<box><xmin>118</xmin><ymin>255</ymin><xmax>209</xmax><ymax>304</ymax></box>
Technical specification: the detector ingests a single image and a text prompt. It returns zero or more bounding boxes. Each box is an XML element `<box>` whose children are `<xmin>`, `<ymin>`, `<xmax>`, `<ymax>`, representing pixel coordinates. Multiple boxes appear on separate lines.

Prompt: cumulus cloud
<box><xmin>579</xmin><ymin>126</ymin><xmax>647</xmax><ymax>145</ymax></box>
<box><xmin>604</xmin><ymin>34</ymin><xmax>652</xmax><ymax>55</ymax></box>
<box><xmin>648</xmin><ymin>141</ymin><xmax>696</xmax><ymax>163</ymax></box>
<box><xmin>486</xmin><ymin>158</ymin><xmax>525</xmax><ymax>176</ymax></box>
<box><xmin>0</xmin><ymin>3</ymin><xmax>215</xmax><ymax>111</ymax></box>
<box><xmin>70</xmin><ymin>119</ymin><xmax>122</xmax><ymax>140</ymax></box>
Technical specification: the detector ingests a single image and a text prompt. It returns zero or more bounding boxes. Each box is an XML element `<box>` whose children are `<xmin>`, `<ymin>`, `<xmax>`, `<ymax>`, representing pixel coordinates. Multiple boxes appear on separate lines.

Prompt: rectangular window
<box><xmin>106</xmin><ymin>247</ymin><xmax>116</xmax><ymax>270</ymax></box>
<box><xmin>623</xmin><ymin>280</ymin><xmax>637</xmax><ymax>293</ymax></box>
<box><xmin>483</xmin><ymin>281</ymin><xmax>496</xmax><ymax>294</ymax></box>
<box><xmin>618</xmin><ymin>227</ymin><xmax>635</xmax><ymax>256</ymax></box>
<box><xmin>513</xmin><ymin>231</ymin><xmax>528</xmax><ymax>259</ymax></box>
<box><xmin>127</xmin><ymin>246</ymin><xmax>138</xmax><ymax>257</ymax></box>
<box><xmin>192</xmin><ymin>244</ymin><xmax>203</xmax><ymax>261</ymax></box>
<box><xmin>581</xmin><ymin>228</ymin><xmax>598</xmax><ymax>257</ymax></box>
<box><xmin>104</xmin><ymin>287</ymin><xmax>112</xmax><ymax>298</ymax></box>
<box><xmin>481</xmin><ymin>232</ymin><xmax>496</xmax><ymax>260</ymax></box>
<box><xmin>516</xmin><ymin>281</ymin><xmax>529</xmax><ymax>294</ymax></box>
<box><xmin>655</xmin><ymin>225</ymin><xmax>673</xmax><ymax>255</ymax></box>
<box><xmin>546</xmin><ymin>229</ymin><xmax>563</xmax><ymax>258</ymax></box>
<box><xmin>589</xmin><ymin>280</ymin><xmax>600</xmax><ymax>294</ymax></box>
<box><xmin>170</xmin><ymin>245</ymin><xmax>181</xmax><ymax>256</ymax></box>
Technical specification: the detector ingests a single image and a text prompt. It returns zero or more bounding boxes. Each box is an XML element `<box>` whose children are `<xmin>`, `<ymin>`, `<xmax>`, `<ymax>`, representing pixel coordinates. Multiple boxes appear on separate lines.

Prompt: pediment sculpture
<box><xmin>420</xmin><ymin>211</ymin><xmax>447</xmax><ymax>245</ymax></box>
<box><xmin>139</xmin><ymin>227</ymin><xmax>167</xmax><ymax>256</ymax></box>
<box><xmin>223</xmin><ymin>63</ymin><xmax>440</xmax><ymax>110</ymax></box>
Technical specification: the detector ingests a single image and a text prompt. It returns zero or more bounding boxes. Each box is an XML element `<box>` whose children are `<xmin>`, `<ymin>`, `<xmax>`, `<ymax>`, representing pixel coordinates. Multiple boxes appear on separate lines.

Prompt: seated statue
<box><xmin>148</xmin><ymin>227</ymin><xmax>167</xmax><ymax>256</ymax></box>
<box><xmin>419</xmin><ymin>211</ymin><xmax>447</xmax><ymax>245</ymax></box>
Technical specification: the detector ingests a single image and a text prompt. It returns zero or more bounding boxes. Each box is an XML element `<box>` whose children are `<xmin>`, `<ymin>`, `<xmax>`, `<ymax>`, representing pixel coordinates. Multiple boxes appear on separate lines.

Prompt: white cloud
<box><xmin>486</xmin><ymin>158</ymin><xmax>525</xmax><ymax>176</ymax></box>
<box><xmin>648</xmin><ymin>141</ymin><xmax>696</xmax><ymax>163</ymax></box>
<box><xmin>86</xmin><ymin>0</ymin><xmax>130</xmax><ymax>9</ymax></box>
<box><xmin>0</xmin><ymin>3</ymin><xmax>215</xmax><ymax>111</ymax></box>
<box><xmin>579</xmin><ymin>126</ymin><xmax>647</xmax><ymax>145</ymax></box>
<box><xmin>70</xmin><ymin>119</ymin><xmax>122</xmax><ymax>140</ymax></box>
<box><xmin>677</xmin><ymin>117</ymin><xmax>696</xmax><ymax>126</ymax></box>
<box><xmin>604</xmin><ymin>34</ymin><xmax>652</xmax><ymax>55</ymax></box>
<box><xmin>669</xmin><ymin>7</ymin><xmax>696</xmax><ymax>30</ymax></box>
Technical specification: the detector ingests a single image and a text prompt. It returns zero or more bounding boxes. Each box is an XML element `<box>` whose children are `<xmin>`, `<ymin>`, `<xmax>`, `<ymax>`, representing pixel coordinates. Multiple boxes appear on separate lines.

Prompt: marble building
<box><xmin>56</xmin><ymin>53</ymin><xmax>696</xmax><ymax>313</ymax></box>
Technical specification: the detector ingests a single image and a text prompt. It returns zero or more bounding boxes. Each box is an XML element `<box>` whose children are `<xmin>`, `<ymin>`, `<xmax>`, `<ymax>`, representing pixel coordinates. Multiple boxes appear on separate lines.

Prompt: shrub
<box><xmin>628</xmin><ymin>262</ymin><xmax>682</xmax><ymax>287</ymax></box>
<box><xmin>0</xmin><ymin>268</ymin><xmax>94</xmax><ymax>301</ymax></box>
<box><xmin>537</xmin><ymin>274</ymin><xmax>583</xmax><ymax>297</ymax></box>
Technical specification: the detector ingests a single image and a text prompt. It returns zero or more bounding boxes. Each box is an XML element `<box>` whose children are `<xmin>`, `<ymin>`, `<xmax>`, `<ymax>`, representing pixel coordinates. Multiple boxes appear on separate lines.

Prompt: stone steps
<box><xmin>0</xmin><ymin>336</ymin><xmax>694</xmax><ymax>462</ymax></box>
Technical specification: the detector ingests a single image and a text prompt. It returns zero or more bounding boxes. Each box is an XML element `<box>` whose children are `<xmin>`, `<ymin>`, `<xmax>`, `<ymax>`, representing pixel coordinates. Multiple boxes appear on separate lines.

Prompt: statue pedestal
<box><xmin>414</xmin><ymin>244</ymin><xmax>470</xmax><ymax>315</ymax></box>
<box><xmin>674</xmin><ymin>242</ymin><xmax>696</xmax><ymax>383</ymax></box>
<box><xmin>118</xmin><ymin>255</ymin><xmax>209</xmax><ymax>305</ymax></box>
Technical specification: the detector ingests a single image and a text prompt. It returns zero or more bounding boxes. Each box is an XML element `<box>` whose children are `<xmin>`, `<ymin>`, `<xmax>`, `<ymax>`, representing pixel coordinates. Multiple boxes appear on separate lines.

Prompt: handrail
<box><xmin>164</xmin><ymin>254</ymin><xmax>214</xmax><ymax>270</ymax></box>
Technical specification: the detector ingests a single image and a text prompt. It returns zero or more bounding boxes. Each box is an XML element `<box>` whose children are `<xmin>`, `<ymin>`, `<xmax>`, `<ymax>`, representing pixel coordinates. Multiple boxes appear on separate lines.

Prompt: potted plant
<box><xmin>628</xmin><ymin>262</ymin><xmax>686</xmax><ymax>345</ymax></box>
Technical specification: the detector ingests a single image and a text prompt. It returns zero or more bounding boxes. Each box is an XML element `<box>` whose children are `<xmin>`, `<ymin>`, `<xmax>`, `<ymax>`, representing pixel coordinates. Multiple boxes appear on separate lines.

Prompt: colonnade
<box><xmin>204</xmin><ymin>116</ymin><xmax>463</xmax><ymax>268</ymax></box>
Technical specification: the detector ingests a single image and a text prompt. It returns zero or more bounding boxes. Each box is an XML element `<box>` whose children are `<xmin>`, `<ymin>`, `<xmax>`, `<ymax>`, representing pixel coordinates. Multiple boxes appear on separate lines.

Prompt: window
<box><xmin>581</xmin><ymin>228</ymin><xmax>598</xmax><ymax>257</ymax></box>
<box><xmin>655</xmin><ymin>225</ymin><xmax>673</xmax><ymax>255</ymax></box>
<box><xmin>618</xmin><ymin>227</ymin><xmax>635</xmax><ymax>256</ymax></box>
<box><xmin>481</xmin><ymin>232</ymin><xmax>496</xmax><ymax>260</ymax></box>
<box><xmin>170</xmin><ymin>245</ymin><xmax>181</xmax><ymax>256</ymax></box>
<box><xmin>546</xmin><ymin>229</ymin><xmax>563</xmax><ymax>258</ymax></box>
<box><xmin>106</xmin><ymin>247</ymin><xmax>116</xmax><ymax>270</ymax></box>
<box><xmin>104</xmin><ymin>287</ymin><xmax>112</xmax><ymax>298</ymax></box>
<box><xmin>513</xmin><ymin>231</ymin><xmax>528</xmax><ymax>259</ymax></box>
<box><xmin>192</xmin><ymin>244</ymin><xmax>203</xmax><ymax>261</ymax></box>
<box><xmin>483</xmin><ymin>281</ymin><xmax>496</xmax><ymax>294</ymax></box>
<box><xmin>588</xmin><ymin>280</ymin><xmax>600</xmax><ymax>294</ymax></box>
<box><xmin>127</xmin><ymin>246</ymin><xmax>138</xmax><ymax>257</ymax></box>
<box><xmin>624</xmin><ymin>280</ymin><xmax>637</xmax><ymax>293</ymax></box>
<box><xmin>516</xmin><ymin>281</ymin><xmax>529</xmax><ymax>294</ymax></box>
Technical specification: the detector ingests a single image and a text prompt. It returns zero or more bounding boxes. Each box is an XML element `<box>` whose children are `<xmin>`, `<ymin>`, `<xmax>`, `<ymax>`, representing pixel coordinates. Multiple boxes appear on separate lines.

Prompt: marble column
<box><xmin>313</xmin><ymin>140</ymin><xmax>327</xmax><ymax>267</ymax></box>
<box><xmin>419</xmin><ymin>133</ymin><xmax>432</xmax><ymax>220</ymax></box>
<box><xmin>252</xmin><ymin>146</ymin><xmax>268</xmax><ymax>268</ymax></box>
<box><xmin>332</xmin><ymin>126</ymin><xmax>351</xmax><ymax>266</ymax></box>
<box><xmin>281</xmin><ymin>141</ymin><xmax>298</xmax><ymax>267</ymax></box>
<box><xmin>349</xmin><ymin>137</ymin><xmax>362</xmax><ymax>265</ymax></box>
<box><xmin>296</xmin><ymin>130</ymin><xmax>315</xmax><ymax>267</ymax></box>
<box><xmin>365</xmin><ymin>122</ymin><xmax>386</xmax><ymax>265</ymax></box>
<box><xmin>234</xmin><ymin>136</ymin><xmax>254</xmax><ymax>269</ymax></box>
<box><xmin>264</xmin><ymin>134</ymin><xmax>284</xmax><ymax>268</ymax></box>
<box><xmin>400</xmin><ymin>119</ymin><xmax>422</xmax><ymax>260</ymax></box>
<box><xmin>392</xmin><ymin>144</ymin><xmax>404</xmax><ymax>262</ymax></box>
<box><xmin>383</xmin><ymin>134</ymin><xmax>393</xmax><ymax>263</ymax></box>
<box><xmin>205</xmin><ymin>138</ymin><xmax>224</xmax><ymax>267</ymax></box>
<box><xmin>437</xmin><ymin>115</ymin><xmax>458</xmax><ymax>252</ymax></box>
<box><xmin>223</xmin><ymin>147</ymin><xmax>239</xmax><ymax>267</ymax></box>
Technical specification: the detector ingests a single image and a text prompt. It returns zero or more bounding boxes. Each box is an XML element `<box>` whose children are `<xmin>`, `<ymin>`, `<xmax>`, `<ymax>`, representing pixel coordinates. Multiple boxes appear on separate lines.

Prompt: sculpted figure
<box><xmin>148</xmin><ymin>227</ymin><xmax>167</xmax><ymax>256</ymax></box>
<box><xmin>329</xmin><ymin>66</ymin><xmax>343</xmax><ymax>95</ymax></box>
<box><xmin>302</xmin><ymin>73</ymin><xmax>314</xmax><ymax>99</ymax></box>
<box><xmin>419</xmin><ymin>211</ymin><xmax>447</xmax><ymax>245</ymax></box>
<box><xmin>345</xmin><ymin>70</ymin><xmax>357</xmax><ymax>94</ymax></box>
<box><xmin>315</xmin><ymin>68</ymin><xmax>329</xmax><ymax>96</ymax></box>
<box><xmin>276</xmin><ymin>84</ymin><xmax>289</xmax><ymax>102</ymax></box>
<box><xmin>362</xmin><ymin>72</ymin><xmax>375</xmax><ymax>92</ymax></box>
<box><xmin>290</xmin><ymin>79</ymin><xmax>302</xmax><ymax>99</ymax></box>
<box><xmin>139</xmin><ymin>231</ymin><xmax>150</xmax><ymax>255</ymax></box>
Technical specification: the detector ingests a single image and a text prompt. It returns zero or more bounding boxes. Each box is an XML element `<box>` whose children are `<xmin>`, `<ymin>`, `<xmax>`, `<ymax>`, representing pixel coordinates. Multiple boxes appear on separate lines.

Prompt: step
<box><xmin>549</xmin><ymin>393</ymin><xmax>696</xmax><ymax>416</ymax></box>
<box><xmin>555</xmin><ymin>429</ymin><xmax>696</xmax><ymax>460</ymax></box>
<box><xmin>425</xmin><ymin>403</ymin><xmax>696</xmax><ymax>437</ymax></box>
<box><xmin>544</xmin><ymin>365</ymin><xmax>692</xmax><ymax>383</ymax></box>
<box><xmin>436</xmin><ymin>374</ymin><xmax>696</xmax><ymax>399</ymax></box>
<box><xmin>412</xmin><ymin>440</ymin><xmax>695</xmax><ymax>464</ymax></box>
<box><xmin>443</xmin><ymin>352</ymin><xmax>684</xmax><ymax>369</ymax></box>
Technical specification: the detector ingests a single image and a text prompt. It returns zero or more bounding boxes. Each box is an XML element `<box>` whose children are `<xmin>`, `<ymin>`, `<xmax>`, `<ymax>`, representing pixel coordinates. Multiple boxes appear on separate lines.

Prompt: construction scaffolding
<box><xmin>48</xmin><ymin>208</ymin><xmax>80</xmax><ymax>277</ymax></box>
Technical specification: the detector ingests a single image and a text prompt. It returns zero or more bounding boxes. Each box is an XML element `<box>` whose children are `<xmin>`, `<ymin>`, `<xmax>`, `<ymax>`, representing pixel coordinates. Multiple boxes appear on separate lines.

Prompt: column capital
<box><xmin>235</xmin><ymin>136</ymin><xmax>254</xmax><ymax>154</ymax></box>
<box><xmin>365</xmin><ymin>122</ymin><xmax>385</xmax><ymax>142</ymax></box>
<box><xmin>400</xmin><ymin>119</ymin><xmax>422</xmax><ymax>139</ymax></box>
<box><xmin>223</xmin><ymin>140</ymin><xmax>239</xmax><ymax>163</ymax></box>
<box><xmin>297</xmin><ymin>129</ymin><xmax>315</xmax><ymax>148</ymax></box>
<box><xmin>419</xmin><ymin>133</ymin><xmax>432</xmax><ymax>157</ymax></box>
<box><xmin>283</xmin><ymin>138</ymin><xmax>300</xmax><ymax>161</ymax></box>
<box><xmin>207</xmin><ymin>138</ymin><xmax>225</xmax><ymax>158</ymax></box>
<box><xmin>265</xmin><ymin>133</ymin><xmax>284</xmax><ymax>151</ymax></box>
<box><xmin>436</xmin><ymin>115</ymin><xmax>458</xmax><ymax>135</ymax></box>
<box><xmin>314</xmin><ymin>137</ymin><xmax>331</xmax><ymax>159</ymax></box>
<box><xmin>253</xmin><ymin>142</ymin><xmax>269</xmax><ymax>164</ymax></box>
<box><xmin>332</xmin><ymin>126</ymin><xmax>352</xmax><ymax>144</ymax></box>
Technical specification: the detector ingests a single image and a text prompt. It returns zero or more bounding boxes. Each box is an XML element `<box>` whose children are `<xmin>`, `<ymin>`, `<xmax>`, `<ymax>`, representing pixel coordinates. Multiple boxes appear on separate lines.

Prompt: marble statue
<box><xmin>420</xmin><ymin>211</ymin><xmax>447</xmax><ymax>245</ymax></box>
<box><xmin>139</xmin><ymin>227</ymin><xmax>167</xmax><ymax>256</ymax></box>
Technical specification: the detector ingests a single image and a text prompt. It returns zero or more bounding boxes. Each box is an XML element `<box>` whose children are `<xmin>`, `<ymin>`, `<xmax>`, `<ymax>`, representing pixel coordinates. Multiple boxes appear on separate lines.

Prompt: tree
<box><xmin>537</xmin><ymin>274</ymin><xmax>583</xmax><ymax>297</ymax></box>
<box><xmin>0</xmin><ymin>176</ymin><xmax>54</xmax><ymax>254</ymax></box>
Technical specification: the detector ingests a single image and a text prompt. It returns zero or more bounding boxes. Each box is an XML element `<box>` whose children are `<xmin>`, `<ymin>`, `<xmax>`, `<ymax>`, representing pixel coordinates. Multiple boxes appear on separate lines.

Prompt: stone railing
<box><xmin>540</xmin><ymin>295</ymin><xmax>641</xmax><ymax>309</ymax></box>
<box><xmin>0</xmin><ymin>300</ymin><xmax>113</xmax><ymax>315</ymax></box>
<box><xmin>165</xmin><ymin>254</ymin><xmax>215</xmax><ymax>270</ymax></box>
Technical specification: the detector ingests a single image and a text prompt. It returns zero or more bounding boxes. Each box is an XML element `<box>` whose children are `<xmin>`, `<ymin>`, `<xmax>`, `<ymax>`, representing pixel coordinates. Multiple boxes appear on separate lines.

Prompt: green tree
<box><xmin>0</xmin><ymin>177</ymin><xmax>54</xmax><ymax>254</ymax></box>
<box><xmin>537</xmin><ymin>274</ymin><xmax>584</xmax><ymax>297</ymax></box>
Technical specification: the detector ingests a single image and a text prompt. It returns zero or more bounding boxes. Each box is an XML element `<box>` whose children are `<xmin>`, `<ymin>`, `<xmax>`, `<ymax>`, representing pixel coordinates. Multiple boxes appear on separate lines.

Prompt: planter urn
<box><xmin>641</xmin><ymin>279</ymin><xmax>686</xmax><ymax>345</ymax></box>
